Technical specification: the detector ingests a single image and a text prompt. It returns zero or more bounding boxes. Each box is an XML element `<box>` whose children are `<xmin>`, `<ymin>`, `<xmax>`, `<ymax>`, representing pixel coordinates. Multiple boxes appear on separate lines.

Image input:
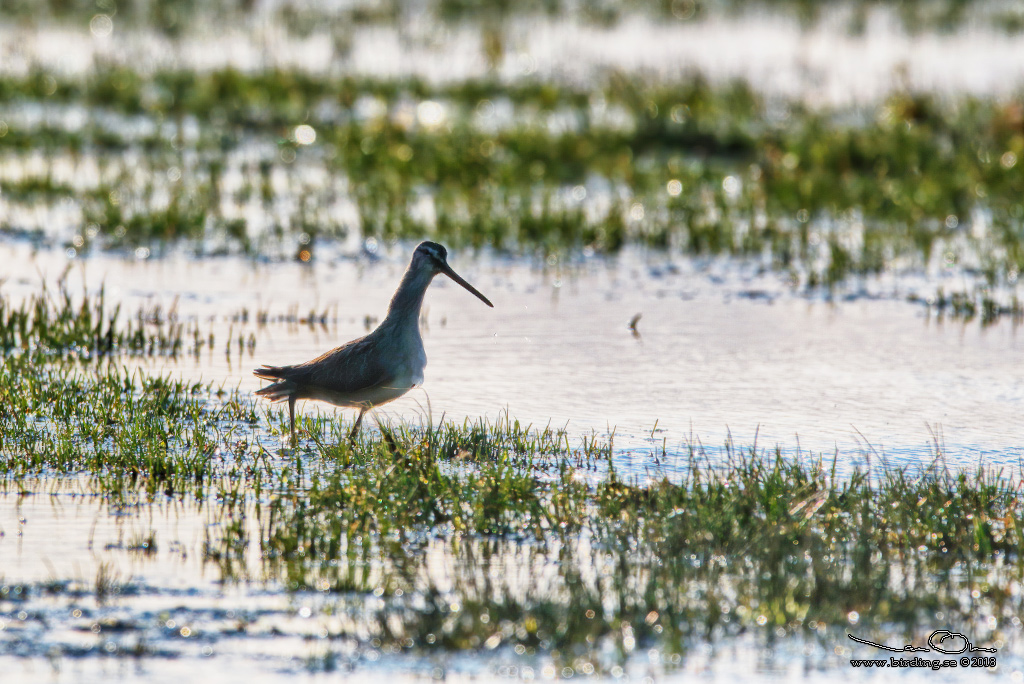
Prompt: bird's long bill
<box><xmin>439</xmin><ymin>261</ymin><xmax>494</xmax><ymax>307</ymax></box>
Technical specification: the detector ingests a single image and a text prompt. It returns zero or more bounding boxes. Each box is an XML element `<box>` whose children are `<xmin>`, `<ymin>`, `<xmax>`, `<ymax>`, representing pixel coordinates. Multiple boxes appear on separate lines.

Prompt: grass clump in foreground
<box><xmin>0</xmin><ymin>353</ymin><xmax>259</xmax><ymax>497</ymax></box>
<box><xmin>199</xmin><ymin>416</ymin><xmax>1018</xmax><ymax>673</ymax></box>
<box><xmin>0</xmin><ymin>275</ymin><xmax>261</xmax><ymax>496</ymax></box>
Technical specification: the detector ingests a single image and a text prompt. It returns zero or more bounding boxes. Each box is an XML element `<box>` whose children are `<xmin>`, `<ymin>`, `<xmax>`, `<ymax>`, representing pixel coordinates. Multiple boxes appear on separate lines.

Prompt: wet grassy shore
<box><xmin>1</xmin><ymin>0</ymin><xmax>1022</xmax><ymax>678</ymax></box>
<box><xmin>0</xmin><ymin>282</ymin><xmax>1016</xmax><ymax>676</ymax></box>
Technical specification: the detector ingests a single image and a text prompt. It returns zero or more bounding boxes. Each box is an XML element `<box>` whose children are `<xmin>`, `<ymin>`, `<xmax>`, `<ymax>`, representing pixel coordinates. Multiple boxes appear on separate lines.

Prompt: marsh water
<box><xmin>4</xmin><ymin>1</ymin><xmax>1024</xmax><ymax>681</ymax></box>
<box><xmin>5</xmin><ymin>241</ymin><xmax>1021</xmax><ymax>469</ymax></box>
<box><xmin>3</xmin><ymin>158</ymin><xmax>1023</xmax><ymax>472</ymax></box>
<box><xmin>2</xmin><ymin>239</ymin><xmax>1022</xmax><ymax>680</ymax></box>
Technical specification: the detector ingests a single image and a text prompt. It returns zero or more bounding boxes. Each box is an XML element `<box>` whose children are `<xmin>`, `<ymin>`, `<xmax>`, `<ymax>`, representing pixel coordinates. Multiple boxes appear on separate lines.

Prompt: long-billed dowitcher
<box><xmin>254</xmin><ymin>241</ymin><xmax>493</xmax><ymax>441</ymax></box>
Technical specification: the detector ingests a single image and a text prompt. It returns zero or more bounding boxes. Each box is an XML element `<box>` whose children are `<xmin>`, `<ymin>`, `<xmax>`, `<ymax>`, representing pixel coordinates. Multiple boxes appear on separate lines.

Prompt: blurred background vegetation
<box><xmin>1</xmin><ymin>0</ymin><xmax>1022</xmax><ymax>311</ymax></box>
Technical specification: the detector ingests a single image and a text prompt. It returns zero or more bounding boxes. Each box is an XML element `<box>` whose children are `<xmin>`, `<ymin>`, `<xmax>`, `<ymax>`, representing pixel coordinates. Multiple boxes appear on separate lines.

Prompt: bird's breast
<box><xmin>403</xmin><ymin>339</ymin><xmax>427</xmax><ymax>388</ymax></box>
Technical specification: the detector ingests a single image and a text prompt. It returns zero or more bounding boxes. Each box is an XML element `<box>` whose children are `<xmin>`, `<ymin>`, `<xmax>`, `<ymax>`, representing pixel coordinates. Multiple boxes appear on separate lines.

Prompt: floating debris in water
<box><xmin>628</xmin><ymin>312</ymin><xmax>642</xmax><ymax>339</ymax></box>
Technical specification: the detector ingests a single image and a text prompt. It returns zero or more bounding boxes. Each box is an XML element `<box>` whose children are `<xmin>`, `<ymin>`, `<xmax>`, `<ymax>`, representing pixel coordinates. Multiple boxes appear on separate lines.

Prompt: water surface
<box><xmin>4</xmin><ymin>242</ymin><xmax>1020</xmax><ymax>472</ymax></box>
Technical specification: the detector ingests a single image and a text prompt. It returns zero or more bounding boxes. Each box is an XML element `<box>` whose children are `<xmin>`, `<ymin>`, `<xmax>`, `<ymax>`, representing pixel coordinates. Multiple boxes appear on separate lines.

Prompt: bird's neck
<box><xmin>383</xmin><ymin>263</ymin><xmax>434</xmax><ymax>328</ymax></box>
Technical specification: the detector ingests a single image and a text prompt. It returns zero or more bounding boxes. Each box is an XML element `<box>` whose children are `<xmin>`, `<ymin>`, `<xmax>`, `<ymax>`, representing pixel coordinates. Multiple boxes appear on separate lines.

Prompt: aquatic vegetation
<box><xmin>0</xmin><ymin>354</ymin><xmax>258</xmax><ymax>496</ymax></box>
<box><xmin>237</xmin><ymin>424</ymin><xmax>1018</xmax><ymax>665</ymax></box>
<box><xmin>2</xmin><ymin>66</ymin><xmax>1024</xmax><ymax>306</ymax></box>
<box><xmin>0</xmin><ymin>3</ymin><xmax>1021</xmax><ymax>675</ymax></box>
<box><xmin>0</xmin><ymin>277</ymin><xmax>189</xmax><ymax>358</ymax></box>
<box><xmin>1</xmin><ymin>375</ymin><xmax>1017</xmax><ymax>672</ymax></box>
<box><xmin>0</xmin><ymin>272</ymin><xmax>281</xmax><ymax>361</ymax></box>
<box><xmin>912</xmin><ymin>287</ymin><xmax>1024</xmax><ymax>326</ymax></box>
<box><xmin>0</xmin><ymin>280</ymin><xmax>1015</xmax><ymax>673</ymax></box>
<box><xmin>0</xmin><ymin>278</ymin><xmax>266</xmax><ymax>496</ymax></box>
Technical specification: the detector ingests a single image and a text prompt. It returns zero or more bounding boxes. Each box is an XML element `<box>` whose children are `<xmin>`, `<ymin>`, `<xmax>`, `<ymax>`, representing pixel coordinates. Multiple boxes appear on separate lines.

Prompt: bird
<box><xmin>254</xmin><ymin>241</ymin><xmax>493</xmax><ymax>442</ymax></box>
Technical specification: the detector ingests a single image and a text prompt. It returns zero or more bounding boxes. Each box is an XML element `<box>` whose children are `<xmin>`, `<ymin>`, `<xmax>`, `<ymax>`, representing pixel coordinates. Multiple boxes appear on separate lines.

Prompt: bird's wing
<box><xmin>281</xmin><ymin>336</ymin><xmax>397</xmax><ymax>395</ymax></box>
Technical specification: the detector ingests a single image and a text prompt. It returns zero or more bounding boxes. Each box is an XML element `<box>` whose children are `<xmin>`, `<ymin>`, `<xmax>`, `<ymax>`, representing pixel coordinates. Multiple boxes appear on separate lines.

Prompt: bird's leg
<box><xmin>288</xmin><ymin>395</ymin><xmax>296</xmax><ymax>444</ymax></box>
<box><xmin>348</xmin><ymin>407</ymin><xmax>367</xmax><ymax>444</ymax></box>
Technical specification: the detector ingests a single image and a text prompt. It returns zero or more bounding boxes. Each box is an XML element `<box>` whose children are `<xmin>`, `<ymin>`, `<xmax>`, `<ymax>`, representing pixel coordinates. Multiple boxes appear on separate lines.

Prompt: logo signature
<box><xmin>849</xmin><ymin>630</ymin><xmax>996</xmax><ymax>655</ymax></box>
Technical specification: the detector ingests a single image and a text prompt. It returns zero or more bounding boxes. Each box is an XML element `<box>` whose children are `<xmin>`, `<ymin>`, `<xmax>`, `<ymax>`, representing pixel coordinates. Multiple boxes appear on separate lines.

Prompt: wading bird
<box><xmin>254</xmin><ymin>241</ymin><xmax>493</xmax><ymax>441</ymax></box>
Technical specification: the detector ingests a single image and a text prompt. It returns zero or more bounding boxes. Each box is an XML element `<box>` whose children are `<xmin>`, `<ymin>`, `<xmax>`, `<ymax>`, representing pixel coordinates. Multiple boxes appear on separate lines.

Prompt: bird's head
<box><xmin>413</xmin><ymin>241</ymin><xmax>493</xmax><ymax>307</ymax></box>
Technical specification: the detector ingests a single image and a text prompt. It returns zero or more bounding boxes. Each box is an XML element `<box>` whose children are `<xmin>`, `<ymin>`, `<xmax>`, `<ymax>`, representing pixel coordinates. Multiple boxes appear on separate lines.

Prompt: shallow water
<box><xmin>4</xmin><ymin>5</ymin><xmax>1024</xmax><ymax>106</ymax></box>
<box><xmin>4</xmin><ymin>5</ymin><xmax>1024</xmax><ymax>681</ymax></box>
<box><xmin>4</xmin><ymin>488</ymin><xmax>1018</xmax><ymax>684</ymax></box>
<box><xmin>4</xmin><ymin>241</ymin><xmax>1021</xmax><ymax>474</ymax></box>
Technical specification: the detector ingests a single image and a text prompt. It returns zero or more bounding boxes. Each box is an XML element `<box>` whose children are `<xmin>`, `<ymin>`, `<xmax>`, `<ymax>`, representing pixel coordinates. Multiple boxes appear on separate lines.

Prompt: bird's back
<box><xmin>254</xmin><ymin>321</ymin><xmax>426</xmax><ymax>408</ymax></box>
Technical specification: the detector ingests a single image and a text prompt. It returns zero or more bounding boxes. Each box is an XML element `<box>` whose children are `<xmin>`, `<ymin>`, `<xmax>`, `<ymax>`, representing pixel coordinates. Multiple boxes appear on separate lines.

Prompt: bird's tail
<box><xmin>254</xmin><ymin>366</ymin><xmax>295</xmax><ymax>402</ymax></box>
